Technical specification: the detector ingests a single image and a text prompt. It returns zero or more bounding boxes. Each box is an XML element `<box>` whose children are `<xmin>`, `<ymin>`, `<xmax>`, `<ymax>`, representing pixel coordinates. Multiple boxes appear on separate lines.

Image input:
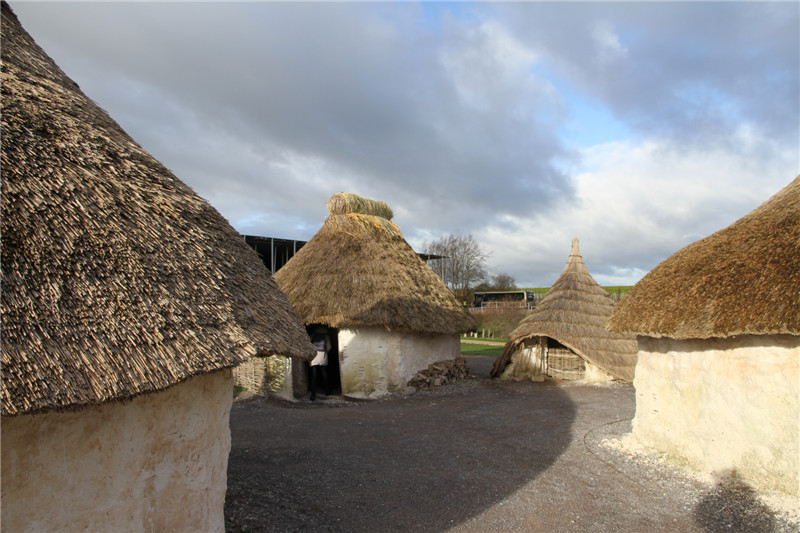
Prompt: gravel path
<box><xmin>225</xmin><ymin>356</ymin><xmax>799</xmax><ymax>532</ymax></box>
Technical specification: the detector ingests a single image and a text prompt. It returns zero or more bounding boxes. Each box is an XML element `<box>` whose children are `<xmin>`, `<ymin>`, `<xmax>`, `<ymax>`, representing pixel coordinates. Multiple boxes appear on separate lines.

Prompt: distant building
<box><xmin>472</xmin><ymin>290</ymin><xmax>538</xmax><ymax>309</ymax></box>
<box><xmin>243</xmin><ymin>235</ymin><xmax>307</xmax><ymax>274</ymax></box>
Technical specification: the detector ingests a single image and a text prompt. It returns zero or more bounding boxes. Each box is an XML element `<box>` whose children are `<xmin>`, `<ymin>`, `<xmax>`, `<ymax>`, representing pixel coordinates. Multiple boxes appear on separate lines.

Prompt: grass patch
<box><xmin>461</xmin><ymin>335</ymin><xmax>508</xmax><ymax>343</ymax></box>
<box><xmin>460</xmin><ymin>342</ymin><xmax>504</xmax><ymax>357</ymax></box>
<box><xmin>519</xmin><ymin>286</ymin><xmax>632</xmax><ymax>297</ymax></box>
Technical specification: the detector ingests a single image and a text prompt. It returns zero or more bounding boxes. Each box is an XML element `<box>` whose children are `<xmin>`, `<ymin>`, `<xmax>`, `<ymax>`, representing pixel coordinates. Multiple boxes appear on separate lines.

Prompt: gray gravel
<box><xmin>225</xmin><ymin>356</ymin><xmax>799</xmax><ymax>533</ymax></box>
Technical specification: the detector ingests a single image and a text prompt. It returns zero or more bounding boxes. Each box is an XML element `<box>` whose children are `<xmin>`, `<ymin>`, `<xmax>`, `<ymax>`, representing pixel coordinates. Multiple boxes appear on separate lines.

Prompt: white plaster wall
<box><xmin>338</xmin><ymin>327</ymin><xmax>460</xmax><ymax>397</ymax></box>
<box><xmin>1</xmin><ymin>370</ymin><xmax>234</xmax><ymax>532</ymax></box>
<box><xmin>633</xmin><ymin>334</ymin><xmax>799</xmax><ymax>496</ymax></box>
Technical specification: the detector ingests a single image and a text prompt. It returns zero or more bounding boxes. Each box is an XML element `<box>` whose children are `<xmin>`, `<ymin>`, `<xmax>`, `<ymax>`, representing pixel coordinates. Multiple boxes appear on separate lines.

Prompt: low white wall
<box><xmin>233</xmin><ymin>355</ymin><xmax>298</xmax><ymax>399</ymax></box>
<box><xmin>1</xmin><ymin>370</ymin><xmax>234</xmax><ymax>532</ymax></box>
<box><xmin>633</xmin><ymin>334</ymin><xmax>799</xmax><ymax>496</ymax></box>
<box><xmin>338</xmin><ymin>327</ymin><xmax>460</xmax><ymax>398</ymax></box>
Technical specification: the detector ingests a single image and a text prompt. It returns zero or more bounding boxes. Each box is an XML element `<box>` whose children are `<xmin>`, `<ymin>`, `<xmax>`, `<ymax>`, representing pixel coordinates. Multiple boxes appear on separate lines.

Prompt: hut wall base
<box><xmin>1</xmin><ymin>371</ymin><xmax>234</xmax><ymax>532</ymax></box>
<box><xmin>339</xmin><ymin>327</ymin><xmax>460</xmax><ymax>397</ymax></box>
<box><xmin>632</xmin><ymin>335</ymin><xmax>799</xmax><ymax>496</ymax></box>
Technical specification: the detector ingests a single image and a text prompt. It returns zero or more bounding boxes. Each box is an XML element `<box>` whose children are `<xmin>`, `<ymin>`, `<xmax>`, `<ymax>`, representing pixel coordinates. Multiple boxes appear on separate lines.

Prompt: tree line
<box><xmin>421</xmin><ymin>233</ymin><xmax>515</xmax><ymax>305</ymax></box>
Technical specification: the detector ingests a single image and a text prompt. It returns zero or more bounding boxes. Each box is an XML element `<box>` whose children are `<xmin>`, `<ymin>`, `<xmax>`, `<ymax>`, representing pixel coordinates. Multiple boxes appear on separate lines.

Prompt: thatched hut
<box><xmin>608</xmin><ymin>176</ymin><xmax>800</xmax><ymax>496</ymax></box>
<box><xmin>269</xmin><ymin>192</ymin><xmax>476</xmax><ymax>399</ymax></box>
<box><xmin>491</xmin><ymin>239</ymin><xmax>637</xmax><ymax>382</ymax></box>
<box><xmin>0</xmin><ymin>4</ymin><xmax>314</xmax><ymax>531</ymax></box>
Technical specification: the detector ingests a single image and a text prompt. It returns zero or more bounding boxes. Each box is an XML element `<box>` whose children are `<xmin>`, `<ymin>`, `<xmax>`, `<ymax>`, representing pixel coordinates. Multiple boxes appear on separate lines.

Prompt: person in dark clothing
<box><xmin>309</xmin><ymin>327</ymin><xmax>331</xmax><ymax>401</ymax></box>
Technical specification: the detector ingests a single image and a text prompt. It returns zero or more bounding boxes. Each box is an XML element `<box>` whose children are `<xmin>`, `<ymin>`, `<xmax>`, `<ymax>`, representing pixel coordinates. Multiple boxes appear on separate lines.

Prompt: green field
<box><xmin>460</xmin><ymin>341</ymin><xmax>504</xmax><ymax>357</ymax></box>
<box><xmin>520</xmin><ymin>286</ymin><xmax>632</xmax><ymax>297</ymax></box>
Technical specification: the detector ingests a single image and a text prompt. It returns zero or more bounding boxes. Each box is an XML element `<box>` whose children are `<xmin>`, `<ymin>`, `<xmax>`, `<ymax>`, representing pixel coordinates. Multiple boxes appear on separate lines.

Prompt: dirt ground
<box><xmin>225</xmin><ymin>356</ymin><xmax>798</xmax><ymax>533</ymax></box>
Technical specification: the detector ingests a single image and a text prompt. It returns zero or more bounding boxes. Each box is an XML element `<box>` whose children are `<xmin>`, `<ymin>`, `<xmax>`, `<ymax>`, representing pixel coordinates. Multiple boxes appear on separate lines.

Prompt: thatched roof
<box><xmin>491</xmin><ymin>239</ymin><xmax>637</xmax><ymax>381</ymax></box>
<box><xmin>0</xmin><ymin>2</ymin><xmax>314</xmax><ymax>417</ymax></box>
<box><xmin>273</xmin><ymin>193</ymin><xmax>476</xmax><ymax>336</ymax></box>
<box><xmin>608</xmin><ymin>176</ymin><xmax>800</xmax><ymax>339</ymax></box>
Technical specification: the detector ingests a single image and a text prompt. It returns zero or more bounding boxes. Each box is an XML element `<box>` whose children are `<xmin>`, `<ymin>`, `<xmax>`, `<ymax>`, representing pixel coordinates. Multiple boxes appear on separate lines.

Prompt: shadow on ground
<box><xmin>694</xmin><ymin>471</ymin><xmax>777</xmax><ymax>533</ymax></box>
<box><xmin>225</xmin><ymin>360</ymin><xmax>576</xmax><ymax>533</ymax></box>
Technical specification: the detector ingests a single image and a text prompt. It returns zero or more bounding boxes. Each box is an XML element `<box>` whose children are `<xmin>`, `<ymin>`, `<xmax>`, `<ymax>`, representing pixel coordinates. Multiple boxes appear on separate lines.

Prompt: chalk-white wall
<box><xmin>1</xmin><ymin>370</ymin><xmax>234</xmax><ymax>532</ymax></box>
<box><xmin>338</xmin><ymin>327</ymin><xmax>460</xmax><ymax>397</ymax></box>
<box><xmin>633</xmin><ymin>334</ymin><xmax>799</xmax><ymax>496</ymax></box>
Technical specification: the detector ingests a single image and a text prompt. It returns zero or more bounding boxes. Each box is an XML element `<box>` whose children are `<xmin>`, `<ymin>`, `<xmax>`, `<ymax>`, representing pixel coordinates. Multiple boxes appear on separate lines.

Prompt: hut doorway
<box><xmin>327</xmin><ymin>328</ymin><xmax>341</xmax><ymax>395</ymax></box>
<box><xmin>545</xmin><ymin>338</ymin><xmax>586</xmax><ymax>380</ymax></box>
<box><xmin>306</xmin><ymin>325</ymin><xmax>342</xmax><ymax>398</ymax></box>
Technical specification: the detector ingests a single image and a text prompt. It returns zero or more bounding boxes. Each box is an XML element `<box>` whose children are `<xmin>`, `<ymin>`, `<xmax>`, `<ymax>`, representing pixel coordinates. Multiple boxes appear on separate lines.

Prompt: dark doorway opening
<box><xmin>306</xmin><ymin>324</ymin><xmax>341</xmax><ymax>398</ymax></box>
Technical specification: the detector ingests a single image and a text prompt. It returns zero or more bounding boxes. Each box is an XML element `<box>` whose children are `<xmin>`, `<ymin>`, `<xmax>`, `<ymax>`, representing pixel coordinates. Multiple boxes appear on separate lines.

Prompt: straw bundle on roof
<box><xmin>327</xmin><ymin>192</ymin><xmax>394</xmax><ymax>220</ymax></box>
<box><xmin>0</xmin><ymin>2</ymin><xmax>314</xmax><ymax>417</ymax></box>
<box><xmin>608</xmin><ymin>176</ymin><xmax>800</xmax><ymax>339</ymax></box>
<box><xmin>274</xmin><ymin>193</ymin><xmax>475</xmax><ymax>336</ymax></box>
<box><xmin>491</xmin><ymin>239</ymin><xmax>637</xmax><ymax>381</ymax></box>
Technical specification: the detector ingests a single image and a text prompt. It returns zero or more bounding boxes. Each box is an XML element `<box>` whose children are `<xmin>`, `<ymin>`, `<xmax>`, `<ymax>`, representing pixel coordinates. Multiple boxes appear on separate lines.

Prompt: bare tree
<box><xmin>473</xmin><ymin>272</ymin><xmax>517</xmax><ymax>293</ymax></box>
<box><xmin>422</xmin><ymin>233</ymin><xmax>489</xmax><ymax>303</ymax></box>
<box><xmin>488</xmin><ymin>272</ymin><xmax>517</xmax><ymax>291</ymax></box>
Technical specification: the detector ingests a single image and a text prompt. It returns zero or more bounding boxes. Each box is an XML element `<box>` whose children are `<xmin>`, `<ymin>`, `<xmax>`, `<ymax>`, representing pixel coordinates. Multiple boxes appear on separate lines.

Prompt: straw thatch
<box><xmin>327</xmin><ymin>192</ymin><xmax>394</xmax><ymax>220</ymax></box>
<box><xmin>273</xmin><ymin>193</ymin><xmax>476</xmax><ymax>335</ymax></box>
<box><xmin>608</xmin><ymin>176</ymin><xmax>800</xmax><ymax>339</ymax></box>
<box><xmin>0</xmin><ymin>2</ymin><xmax>315</xmax><ymax>417</ymax></box>
<box><xmin>491</xmin><ymin>239</ymin><xmax>637</xmax><ymax>381</ymax></box>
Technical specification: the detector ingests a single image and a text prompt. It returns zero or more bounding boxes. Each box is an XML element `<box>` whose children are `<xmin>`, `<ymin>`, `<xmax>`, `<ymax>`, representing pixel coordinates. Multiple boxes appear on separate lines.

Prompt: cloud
<box><xmin>10</xmin><ymin>1</ymin><xmax>799</xmax><ymax>288</ymax></box>
<box><xmin>500</xmin><ymin>2</ymin><xmax>799</xmax><ymax>149</ymax></box>
<box><xmin>475</xmin><ymin>127</ymin><xmax>797</xmax><ymax>287</ymax></box>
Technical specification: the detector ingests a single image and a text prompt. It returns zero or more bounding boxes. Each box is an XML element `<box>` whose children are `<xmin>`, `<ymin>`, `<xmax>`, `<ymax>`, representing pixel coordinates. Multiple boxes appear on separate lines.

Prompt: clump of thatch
<box><xmin>491</xmin><ymin>239</ymin><xmax>637</xmax><ymax>381</ymax></box>
<box><xmin>608</xmin><ymin>176</ymin><xmax>800</xmax><ymax>339</ymax></box>
<box><xmin>274</xmin><ymin>193</ymin><xmax>475</xmax><ymax>336</ymax></box>
<box><xmin>0</xmin><ymin>2</ymin><xmax>314</xmax><ymax>417</ymax></box>
<box><xmin>327</xmin><ymin>192</ymin><xmax>394</xmax><ymax>220</ymax></box>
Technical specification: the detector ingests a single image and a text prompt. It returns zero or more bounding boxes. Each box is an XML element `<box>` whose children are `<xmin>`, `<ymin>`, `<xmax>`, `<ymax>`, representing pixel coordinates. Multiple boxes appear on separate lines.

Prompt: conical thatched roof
<box><xmin>273</xmin><ymin>193</ymin><xmax>476</xmax><ymax>336</ymax></box>
<box><xmin>491</xmin><ymin>239</ymin><xmax>637</xmax><ymax>381</ymax></box>
<box><xmin>608</xmin><ymin>176</ymin><xmax>800</xmax><ymax>340</ymax></box>
<box><xmin>0</xmin><ymin>3</ymin><xmax>314</xmax><ymax>417</ymax></box>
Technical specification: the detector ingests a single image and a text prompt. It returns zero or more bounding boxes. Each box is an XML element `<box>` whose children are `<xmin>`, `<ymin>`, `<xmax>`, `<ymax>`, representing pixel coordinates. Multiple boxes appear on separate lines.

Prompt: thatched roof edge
<box><xmin>608</xmin><ymin>176</ymin><xmax>800</xmax><ymax>340</ymax></box>
<box><xmin>1</xmin><ymin>2</ymin><xmax>315</xmax><ymax>416</ymax></box>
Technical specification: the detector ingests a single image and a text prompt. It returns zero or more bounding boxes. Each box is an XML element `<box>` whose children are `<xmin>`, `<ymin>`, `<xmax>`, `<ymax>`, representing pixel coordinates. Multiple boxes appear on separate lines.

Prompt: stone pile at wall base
<box><xmin>407</xmin><ymin>357</ymin><xmax>471</xmax><ymax>390</ymax></box>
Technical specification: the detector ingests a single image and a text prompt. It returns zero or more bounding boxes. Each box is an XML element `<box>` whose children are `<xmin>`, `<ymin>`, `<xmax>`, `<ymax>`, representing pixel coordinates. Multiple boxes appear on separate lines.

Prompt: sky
<box><xmin>9</xmin><ymin>1</ymin><xmax>799</xmax><ymax>287</ymax></box>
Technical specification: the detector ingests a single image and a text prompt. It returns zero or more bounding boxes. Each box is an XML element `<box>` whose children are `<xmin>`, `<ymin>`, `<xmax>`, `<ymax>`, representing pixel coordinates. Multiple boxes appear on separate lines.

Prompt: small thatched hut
<box><xmin>608</xmin><ymin>176</ymin><xmax>800</xmax><ymax>496</ymax></box>
<box><xmin>269</xmin><ymin>192</ymin><xmax>476</xmax><ymax>399</ymax></box>
<box><xmin>1</xmin><ymin>4</ymin><xmax>314</xmax><ymax>531</ymax></box>
<box><xmin>491</xmin><ymin>238</ymin><xmax>637</xmax><ymax>382</ymax></box>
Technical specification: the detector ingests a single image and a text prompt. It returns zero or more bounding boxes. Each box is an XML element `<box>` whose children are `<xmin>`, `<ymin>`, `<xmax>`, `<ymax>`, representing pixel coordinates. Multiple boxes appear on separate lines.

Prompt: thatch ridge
<box><xmin>491</xmin><ymin>239</ymin><xmax>637</xmax><ymax>381</ymax></box>
<box><xmin>608</xmin><ymin>176</ymin><xmax>800</xmax><ymax>339</ymax></box>
<box><xmin>274</xmin><ymin>195</ymin><xmax>475</xmax><ymax>336</ymax></box>
<box><xmin>327</xmin><ymin>192</ymin><xmax>394</xmax><ymax>220</ymax></box>
<box><xmin>1</xmin><ymin>2</ymin><xmax>315</xmax><ymax>416</ymax></box>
